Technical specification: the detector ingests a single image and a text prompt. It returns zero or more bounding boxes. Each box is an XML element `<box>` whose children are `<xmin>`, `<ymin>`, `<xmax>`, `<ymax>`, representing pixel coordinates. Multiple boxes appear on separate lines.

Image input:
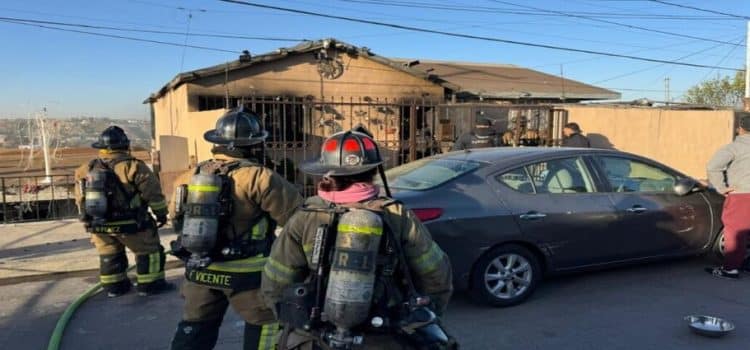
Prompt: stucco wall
<box><xmin>150</xmin><ymin>53</ymin><xmax>444</xmax><ymax>167</ymax></box>
<box><xmin>187</xmin><ymin>52</ymin><xmax>444</xmax><ymax>104</ymax></box>
<box><xmin>563</xmin><ymin>105</ymin><xmax>735</xmax><ymax>179</ymax></box>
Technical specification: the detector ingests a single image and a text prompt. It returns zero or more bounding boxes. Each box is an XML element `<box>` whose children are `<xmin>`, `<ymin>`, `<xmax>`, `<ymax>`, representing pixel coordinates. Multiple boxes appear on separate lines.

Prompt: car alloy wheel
<box><xmin>484</xmin><ymin>254</ymin><xmax>532</xmax><ymax>299</ymax></box>
<box><xmin>470</xmin><ymin>243</ymin><xmax>541</xmax><ymax>307</ymax></box>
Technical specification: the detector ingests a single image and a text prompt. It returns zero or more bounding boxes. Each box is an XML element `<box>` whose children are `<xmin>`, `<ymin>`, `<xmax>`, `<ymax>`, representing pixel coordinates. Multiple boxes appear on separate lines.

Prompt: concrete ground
<box><xmin>1</xmin><ymin>221</ymin><xmax>749</xmax><ymax>349</ymax></box>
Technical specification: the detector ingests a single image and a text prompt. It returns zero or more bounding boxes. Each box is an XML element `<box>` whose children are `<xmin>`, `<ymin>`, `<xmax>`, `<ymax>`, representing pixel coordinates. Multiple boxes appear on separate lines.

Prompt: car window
<box><xmin>384</xmin><ymin>158</ymin><xmax>483</xmax><ymax>191</ymax></box>
<box><xmin>597</xmin><ymin>156</ymin><xmax>677</xmax><ymax>193</ymax></box>
<box><xmin>497</xmin><ymin>157</ymin><xmax>594</xmax><ymax>194</ymax></box>
<box><xmin>496</xmin><ymin>167</ymin><xmax>534</xmax><ymax>194</ymax></box>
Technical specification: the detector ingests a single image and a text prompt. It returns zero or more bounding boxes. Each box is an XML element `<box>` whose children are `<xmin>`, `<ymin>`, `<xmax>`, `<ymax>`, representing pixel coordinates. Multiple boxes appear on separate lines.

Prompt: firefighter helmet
<box><xmin>203</xmin><ymin>107</ymin><xmax>268</xmax><ymax>147</ymax></box>
<box><xmin>300</xmin><ymin>129</ymin><xmax>383</xmax><ymax>176</ymax></box>
<box><xmin>92</xmin><ymin>126</ymin><xmax>130</xmax><ymax>150</ymax></box>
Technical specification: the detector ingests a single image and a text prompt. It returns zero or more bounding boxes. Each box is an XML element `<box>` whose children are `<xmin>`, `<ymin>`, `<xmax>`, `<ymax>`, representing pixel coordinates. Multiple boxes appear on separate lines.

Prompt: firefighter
<box><xmin>169</xmin><ymin>107</ymin><xmax>303</xmax><ymax>350</ymax></box>
<box><xmin>452</xmin><ymin>117</ymin><xmax>498</xmax><ymax>151</ymax></box>
<box><xmin>261</xmin><ymin>127</ymin><xmax>455</xmax><ymax>350</ymax></box>
<box><xmin>74</xmin><ymin>126</ymin><xmax>170</xmax><ymax>297</ymax></box>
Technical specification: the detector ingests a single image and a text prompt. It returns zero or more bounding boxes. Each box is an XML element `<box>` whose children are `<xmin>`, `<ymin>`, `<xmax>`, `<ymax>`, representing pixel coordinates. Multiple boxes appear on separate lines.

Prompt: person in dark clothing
<box><xmin>561</xmin><ymin>122</ymin><xmax>591</xmax><ymax>148</ymax></box>
<box><xmin>452</xmin><ymin>118</ymin><xmax>498</xmax><ymax>151</ymax></box>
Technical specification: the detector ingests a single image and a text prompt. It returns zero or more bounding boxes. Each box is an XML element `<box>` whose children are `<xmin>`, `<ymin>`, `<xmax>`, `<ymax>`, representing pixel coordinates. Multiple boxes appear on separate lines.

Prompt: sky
<box><xmin>0</xmin><ymin>0</ymin><xmax>748</xmax><ymax>119</ymax></box>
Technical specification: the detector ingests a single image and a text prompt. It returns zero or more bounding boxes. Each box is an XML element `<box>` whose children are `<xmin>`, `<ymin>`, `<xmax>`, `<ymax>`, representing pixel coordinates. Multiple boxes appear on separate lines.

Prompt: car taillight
<box><xmin>412</xmin><ymin>208</ymin><xmax>444</xmax><ymax>222</ymax></box>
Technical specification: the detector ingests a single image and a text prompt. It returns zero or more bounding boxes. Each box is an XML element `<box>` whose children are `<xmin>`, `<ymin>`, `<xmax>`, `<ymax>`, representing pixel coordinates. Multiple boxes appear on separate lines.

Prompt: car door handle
<box><xmin>626</xmin><ymin>206</ymin><xmax>647</xmax><ymax>214</ymax></box>
<box><xmin>519</xmin><ymin>212</ymin><xmax>547</xmax><ymax>220</ymax></box>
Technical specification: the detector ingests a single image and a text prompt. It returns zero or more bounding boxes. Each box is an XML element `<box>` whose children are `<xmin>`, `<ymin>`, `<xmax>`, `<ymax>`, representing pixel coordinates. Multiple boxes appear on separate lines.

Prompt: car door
<box><xmin>491</xmin><ymin>156</ymin><xmax>620</xmax><ymax>269</ymax></box>
<box><xmin>592</xmin><ymin>155</ymin><xmax>712</xmax><ymax>257</ymax></box>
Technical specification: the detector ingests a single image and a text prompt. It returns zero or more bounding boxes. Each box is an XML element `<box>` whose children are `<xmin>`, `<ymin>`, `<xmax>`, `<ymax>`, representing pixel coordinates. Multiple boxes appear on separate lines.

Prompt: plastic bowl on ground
<box><xmin>684</xmin><ymin>315</ymin><xmax>735</xmax><ymax>338</ymax></box>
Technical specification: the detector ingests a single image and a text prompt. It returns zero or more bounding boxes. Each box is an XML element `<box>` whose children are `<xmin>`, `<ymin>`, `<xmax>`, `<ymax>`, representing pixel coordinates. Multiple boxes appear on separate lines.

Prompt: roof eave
<box><xmin>144</xmin><ymin>38</ymin><xmax>457</xmax><ymax>103</ymax></box>
<box><xmin>457</xmin><ymin>90</ymin><xmax>621</xmax><ymax>100</ymax></box>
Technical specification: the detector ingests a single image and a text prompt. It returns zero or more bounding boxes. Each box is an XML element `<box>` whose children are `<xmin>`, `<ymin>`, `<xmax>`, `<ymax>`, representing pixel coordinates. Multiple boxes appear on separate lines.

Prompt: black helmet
<box><xmin>92</xmin><ymin>126</ymin><xmax>130</xmax><ymax>150</ymax></box>
<box><xmin>203</xmin><ymin>107</ymin><xmax>268</xmax><ymax>146</ymax></box>
<box><xmin>300</xmin><ymin>129</ymin><xmax>383</xmax><ymax>176</ymax></box>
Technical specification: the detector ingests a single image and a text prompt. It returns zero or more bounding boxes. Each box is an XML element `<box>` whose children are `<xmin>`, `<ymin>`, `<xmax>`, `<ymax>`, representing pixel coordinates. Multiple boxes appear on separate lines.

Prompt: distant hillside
<box><xmin>0</xmin><ymin>118</ymin><xmax>151</xmax><ymax>149</ymax></box>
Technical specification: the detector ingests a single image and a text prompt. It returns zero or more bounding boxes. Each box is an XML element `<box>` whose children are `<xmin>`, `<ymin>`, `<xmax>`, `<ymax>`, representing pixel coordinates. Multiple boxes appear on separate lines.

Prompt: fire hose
<box><xmin>47</xmin><ymin>250</ymin><xmax>172</xmax><ymax>350</ymax></box>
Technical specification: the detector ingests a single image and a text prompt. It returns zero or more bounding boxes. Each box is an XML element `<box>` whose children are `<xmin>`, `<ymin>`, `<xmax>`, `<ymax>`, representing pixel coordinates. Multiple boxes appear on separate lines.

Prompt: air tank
<box><xmin>84</xmin><ymin>168</ymin><xmax>109</xmax><ymax>219</ymax></box>
<box><xmin>324</xmin><ymin>208</ymin><xmax>383</xmax><ymax>330</ymax></box>
<box><xmin>181</xmin><ymin>172</ymin><xmax>222</xmax><ymax>258</ymax></box>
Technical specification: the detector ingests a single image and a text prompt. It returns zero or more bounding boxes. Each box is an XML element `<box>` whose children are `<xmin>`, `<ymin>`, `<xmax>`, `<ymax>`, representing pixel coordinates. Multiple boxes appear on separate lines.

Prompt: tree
<box><xmin>684</xmin><ymin>70</ymin><xmax>745</xmax><ymax>107</ymax></box>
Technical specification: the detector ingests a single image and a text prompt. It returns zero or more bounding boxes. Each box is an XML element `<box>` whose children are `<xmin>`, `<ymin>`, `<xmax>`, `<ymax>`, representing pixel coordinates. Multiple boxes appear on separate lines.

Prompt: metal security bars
<box><xmin>0</xmin><ymin>175</ymin><xmax>78</xmax><ymax>224</ymax></box>
<box><xmin>236</xmin><ymin>96</ymin><xmax>440</xmax><ymax>196</ymax></box>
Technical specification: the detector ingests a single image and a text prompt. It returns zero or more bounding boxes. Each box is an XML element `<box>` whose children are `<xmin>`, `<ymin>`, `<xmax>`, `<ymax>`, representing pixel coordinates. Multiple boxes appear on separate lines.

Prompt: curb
<box><xmin>0</xmin><ymin>260</ymin><xmax>184</xmax><ymax>286</ymax></box>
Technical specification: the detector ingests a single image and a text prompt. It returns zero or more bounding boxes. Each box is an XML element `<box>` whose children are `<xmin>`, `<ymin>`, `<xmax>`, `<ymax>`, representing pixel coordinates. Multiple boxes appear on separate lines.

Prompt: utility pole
<box><xmin>664</xmin><ymin>77</ymin><xmax>671</xmax><ymax>105</ymax></box>
<box><xmin>37</xmin><ymin>107</ymin><xmax>52</xmax><ymax>184</ymax></box>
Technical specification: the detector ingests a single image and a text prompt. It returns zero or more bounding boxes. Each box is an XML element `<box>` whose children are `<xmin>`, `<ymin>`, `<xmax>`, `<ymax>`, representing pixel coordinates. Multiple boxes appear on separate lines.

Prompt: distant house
<box><xmin>144</xmin><ymin>38</ymin><xmax>618</xmax><ymax>186</ymax></box>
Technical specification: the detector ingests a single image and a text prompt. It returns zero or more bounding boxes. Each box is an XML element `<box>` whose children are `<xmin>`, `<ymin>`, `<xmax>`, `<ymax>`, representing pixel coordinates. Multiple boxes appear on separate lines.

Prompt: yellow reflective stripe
<box><xmin>262</xmin><ymin>257</ymin><xmax>298</xmax><ymax>284</ymax></box>
<box><xmin>251</xmin><ymin>217</ymin><xmax>269</xmax><ymax>241</ymax></box>
<box><xmin>302</xmin><ymin>243</ymin><xmax>313</xmax><ymax>254</ymax></box>
<box><xmin>412</xmin><ymin>242</ymin><xmax>445</xmax><ymax>274</ymax></box>
<box><xmin>337</xmin><ymin>224</ymin><xmax>383</xmax><ymax>235</ymax></box>
<box><xmin>151</xmin><ymin>251</ymin><xmax>160</xmax><ymax>274</ymax></box>
<box><xmin>102</xmin><ymin>220</ymin><xmax>138</xmax><ymax>226</ymax></box>
<box><xmin>188</xmin><ymin>184</ymin><xmax>220</xmax><ymax>192</ymax></box>
<box><xmin>258</xmin><ymin>323</ymin><xmax>280</xmax><ymax>350</ymax></box>
<box><xmin>100</xmin><ymin>272</ymin><xmax>127</xmax><ymax>284</ymax></box>
<box><xmin>137</xmin><ymin>271</ymin><xmax>165</xmax><ymax>283</ymax></box>
<box><xmin>137</xmin><ymin>251</ymin><xmax>163</xmax><ymax>283</ymax></box>
<box><xmin>149</xmin><ymin>199</ymin><xmax>167</xmax><ymax>210</ymax></box>
<box><xmin>206</xmin><ymin>256</ymin><xmax>267</xmax><ymax>273</ymax></box>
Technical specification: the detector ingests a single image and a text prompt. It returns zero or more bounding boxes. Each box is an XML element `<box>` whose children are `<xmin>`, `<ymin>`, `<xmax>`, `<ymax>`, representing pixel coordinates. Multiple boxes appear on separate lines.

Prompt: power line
<box><xmin>340</xmin><ymin>0</ymin><xmax>738</xmax><ymax>20</ymax></box>
<box><xmin>701</xmin><ymin>39</ymin><xmax>746</xmax><ymax>81</ymax></box>
<box><xmin>593</xmin><ymin>37</ymin><xmax>742</xmax><ymax>84</ymax></box>
<box><xmin>0</xmin><ymin>16</ymin><xmax>306</xmax><ymax>41</ymax></box>
<box><xmin>646</xmin><ymin>0</ymin><xmax>750</xmax><ymax>20</ymax></box>
<box><xmin>217</xmin><ymin>0</ymin><xmax>741</xmax><ymax>71</ymax></box>
<box><xmin>488</xmin><ymin>0</ymin><xmax>744</xmax><ymax>47</ymax></box>
<box><xmin>0</xmin><ymin>19</ymin><xmax>240</xmax><ymax>53</ymax></box>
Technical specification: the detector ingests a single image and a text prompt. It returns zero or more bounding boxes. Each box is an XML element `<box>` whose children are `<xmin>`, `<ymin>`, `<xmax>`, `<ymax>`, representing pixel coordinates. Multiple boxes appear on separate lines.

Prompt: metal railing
<box><xmin>0</xmin><ymin>174</ymin><xmax>78</xmax><ymax>224</ymax></box>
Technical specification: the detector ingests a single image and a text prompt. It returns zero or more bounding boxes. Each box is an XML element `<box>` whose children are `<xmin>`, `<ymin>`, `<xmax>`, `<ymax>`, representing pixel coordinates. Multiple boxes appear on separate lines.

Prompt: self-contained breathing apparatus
<box><xmin>171</xmin><ymin>160</ymin><xmax>275</xmax><ymax>289</ymax></box>
<box><xmin>78</xmin><ymin>158</ymin><xmax>147</xmax><ymax>234</ymax></box>
<box><xmin>277</xmin><ymin>166</ymin><xmax>454</xmax><ymax>350</ymax></box>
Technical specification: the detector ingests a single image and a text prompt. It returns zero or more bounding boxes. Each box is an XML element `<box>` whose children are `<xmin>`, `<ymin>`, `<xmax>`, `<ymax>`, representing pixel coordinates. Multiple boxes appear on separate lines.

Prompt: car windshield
<box><xmin>383</xmin><ymin>158</ymin><xmax>483</xmax><ymax>191</ymax></box>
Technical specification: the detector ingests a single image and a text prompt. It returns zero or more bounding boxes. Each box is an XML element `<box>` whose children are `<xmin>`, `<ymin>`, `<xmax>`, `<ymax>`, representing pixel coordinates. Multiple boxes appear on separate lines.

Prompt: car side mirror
<box><xmin>674</xmin><ymin>178</ymin><xmax>701</xmax><ymax>196</ymax></box>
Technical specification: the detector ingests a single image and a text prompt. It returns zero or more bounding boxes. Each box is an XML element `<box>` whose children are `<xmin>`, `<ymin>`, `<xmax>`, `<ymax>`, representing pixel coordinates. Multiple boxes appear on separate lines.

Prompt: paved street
<box><xmin>1</xmin><ymin>257</ymin><xmax>748</xmax><ymax>349</ymax></box>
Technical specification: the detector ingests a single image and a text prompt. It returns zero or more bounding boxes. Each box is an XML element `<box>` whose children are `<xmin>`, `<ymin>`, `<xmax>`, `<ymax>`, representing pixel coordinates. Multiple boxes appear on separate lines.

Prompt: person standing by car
<box><xmin>169</xmin><ymin>107</ymin><xmax>303</xmax><ymax>349</ymax></box>
<box><xmin>561</xmin><ymin>122</ymin><xmax>591</xmax><ymax>148</ymax></box>
<box><xmin>706</xmin><ymin>114</ymin><xmax>750</xmax><ymax>279</ymax></box>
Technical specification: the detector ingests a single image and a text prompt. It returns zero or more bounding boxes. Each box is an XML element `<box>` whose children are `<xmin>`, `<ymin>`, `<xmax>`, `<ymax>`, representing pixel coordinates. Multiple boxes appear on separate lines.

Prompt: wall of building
<box><xmin>563</xmin><ymin>105</ymin><xmax>736</xmax><ymax>179</ymax></box>
<box><xmin>186</xmin><ymin>52</ymin><xmax>443</xmax><ymax>106</ymax></box>
<box><xmin>150</xmin><ymin>52</ymin><xmax>444</xmax><ymax>170</ymax></box>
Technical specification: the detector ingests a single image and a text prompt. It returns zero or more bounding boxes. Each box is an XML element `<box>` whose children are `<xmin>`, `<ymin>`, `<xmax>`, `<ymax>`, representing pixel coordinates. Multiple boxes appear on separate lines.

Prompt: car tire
<box><xmin>712</xmin><ymin>229</ymin><xmax>750</xmax><ymax>261</ymax></box>
<box><xmin>469</xmin><ymin>244</ymin><xmax>542</xmax><ymax>307</ymax></box>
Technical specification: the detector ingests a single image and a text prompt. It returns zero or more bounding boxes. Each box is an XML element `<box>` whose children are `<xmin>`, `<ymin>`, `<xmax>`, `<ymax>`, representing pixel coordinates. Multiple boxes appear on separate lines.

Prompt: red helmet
<box><xmin>300</xmin><ymin>129</ymin><xmax>383</xmax><ymax>176</ymax></box>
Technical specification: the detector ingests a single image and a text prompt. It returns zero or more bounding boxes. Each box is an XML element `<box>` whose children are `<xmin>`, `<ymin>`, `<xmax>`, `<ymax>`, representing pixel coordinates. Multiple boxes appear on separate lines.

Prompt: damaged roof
<box><xmin>144</xmin><ymin>38</ymin><xmax>455</xmax><ymax>103</ymax></box>
<box><xmin>146</xmin><ymin>38</ymin><xmax>619</xmax><ymax>103</ymax></box>
<box><xmin>396</xmin><ymin>59</ymin><xmax>620</xmax><ymax>100</ymax></box>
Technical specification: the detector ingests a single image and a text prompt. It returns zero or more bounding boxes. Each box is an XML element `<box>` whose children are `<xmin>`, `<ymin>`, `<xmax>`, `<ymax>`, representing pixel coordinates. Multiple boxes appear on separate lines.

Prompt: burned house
<box><xmin>145</xmin><ymin>38</ymin><xmax>618</xmax><ymax>193</ymax></box>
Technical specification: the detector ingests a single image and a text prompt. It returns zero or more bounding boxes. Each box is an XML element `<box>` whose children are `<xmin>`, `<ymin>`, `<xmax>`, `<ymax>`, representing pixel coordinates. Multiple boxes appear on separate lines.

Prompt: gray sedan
<box><xmin>386</xmin><ymin>148</ymin><xmax>728</xmax><ymax>307</ymax></box>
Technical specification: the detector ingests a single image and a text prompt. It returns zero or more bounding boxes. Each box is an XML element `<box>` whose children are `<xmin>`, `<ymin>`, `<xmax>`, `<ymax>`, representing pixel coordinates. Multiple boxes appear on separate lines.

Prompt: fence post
<box><xmin>34</xmin><ymin>176</ymin><xmax>40</xmax><ymax>220</ymax></box>
<box><xmin>1</xmin><ymin>178</ymin><xmax>5</xmax><ymax>224</ymax></box>
<box><xmin>409</xmin><ymin>103</ymin><xmax>417</xmax><ymax>162</ymax></box>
